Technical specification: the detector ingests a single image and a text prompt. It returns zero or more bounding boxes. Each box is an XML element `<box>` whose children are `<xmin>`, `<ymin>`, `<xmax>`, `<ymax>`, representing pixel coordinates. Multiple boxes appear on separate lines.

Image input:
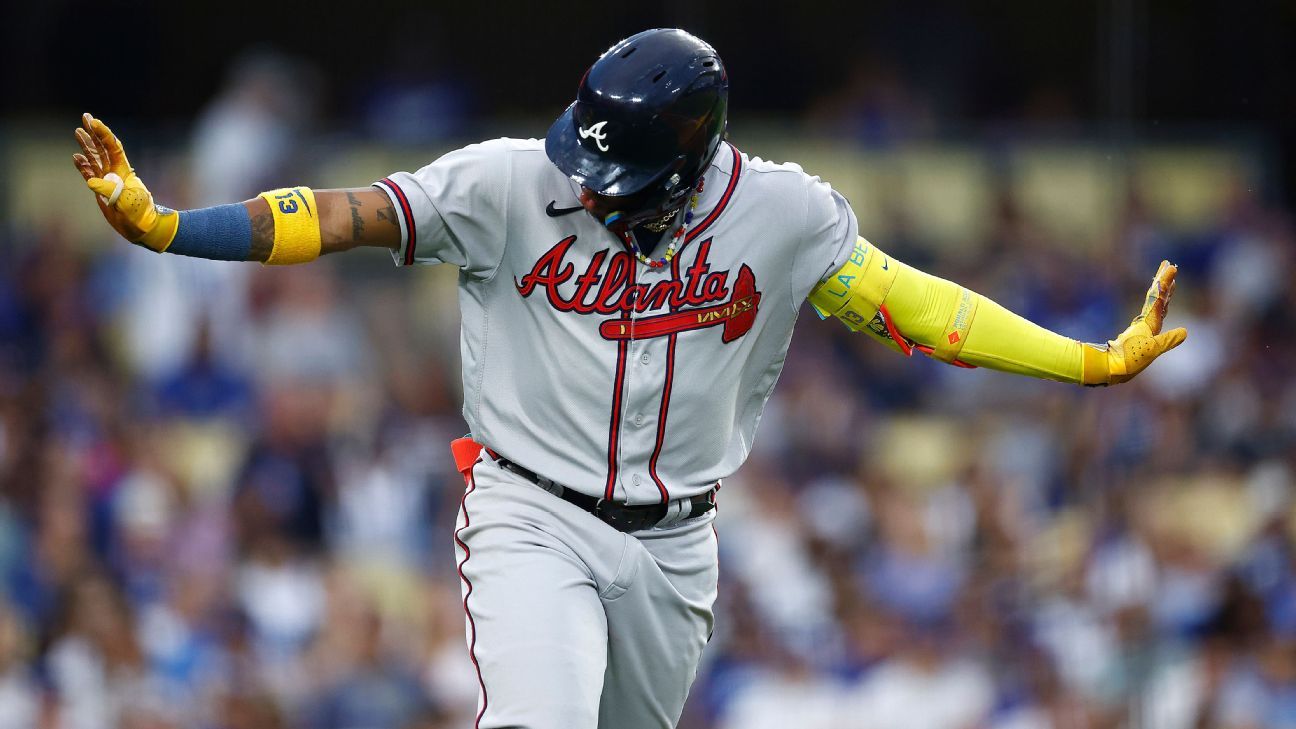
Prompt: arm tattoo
<box><xmin>376</xmin><ymin>202</ymin><xmax>399</xmax><ymax>229</ymax></box>
<box><xmin>347</xmin><ymin>191</ymin><xmax>365</xmax><ymax>242</ymax></box>
<box><xmin>250</xmin><ymin>212</ymin><xmax>274</xmax><ymax>261</ymax></box>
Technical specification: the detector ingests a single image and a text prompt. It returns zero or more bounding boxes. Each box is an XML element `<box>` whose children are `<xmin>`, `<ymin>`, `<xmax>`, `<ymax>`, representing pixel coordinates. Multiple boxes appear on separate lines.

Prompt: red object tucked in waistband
<box><xmin>450</xmin><ymin>438</ymin><xmax>484</xmax><ymax>479</ymax></box>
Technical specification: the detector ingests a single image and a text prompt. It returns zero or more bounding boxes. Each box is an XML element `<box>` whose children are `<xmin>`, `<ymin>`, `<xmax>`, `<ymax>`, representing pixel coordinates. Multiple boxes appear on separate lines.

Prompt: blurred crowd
<box><xmin>2</xmin><ymin>56</ymin><xmax>1295</xmax><ymax>729</ymax></box>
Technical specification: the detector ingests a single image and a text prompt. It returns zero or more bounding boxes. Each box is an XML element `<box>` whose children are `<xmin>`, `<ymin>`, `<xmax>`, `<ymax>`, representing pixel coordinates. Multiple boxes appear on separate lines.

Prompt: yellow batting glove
<box><xmin>72</xmin><ymin>113</ymin><xmax>178</xmax><ymax>252</ymax></box>
<box><xmin>1082</xmin><ymin>260</ymin><xmax>1188</xmax><ymax>385</ymax></box>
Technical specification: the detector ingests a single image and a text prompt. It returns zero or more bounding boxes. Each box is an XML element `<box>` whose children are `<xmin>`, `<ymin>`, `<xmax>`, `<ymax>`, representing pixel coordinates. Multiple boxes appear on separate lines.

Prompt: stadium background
<box><xmin>3</xmin><ymin>1</ymin><xmax>1295</xmax><ymax>727</ymax></box>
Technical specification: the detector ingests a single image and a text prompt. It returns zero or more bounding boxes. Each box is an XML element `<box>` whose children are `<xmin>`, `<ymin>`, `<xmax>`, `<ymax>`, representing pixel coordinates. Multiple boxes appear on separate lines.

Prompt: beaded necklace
<box><xmin>619</xmin><ymin>178</ymin><xmax>705</xmax><ymax>269</ymax></box>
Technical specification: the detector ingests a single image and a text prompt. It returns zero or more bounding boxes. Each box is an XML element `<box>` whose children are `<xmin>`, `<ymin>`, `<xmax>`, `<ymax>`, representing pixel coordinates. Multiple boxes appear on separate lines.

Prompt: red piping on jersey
<box><xmin>644</xmin><ymin>147</ymin><xmax>741</xmax><ymax>502</ymax></box>
<box><xmin>646</xmin><ymin>255</ymin><xmax>684</xmax><ymax>503</ymax></box>
<box><xmin>605</xmin><ymin>146</ymin><xmax>741</xmax><ymax>502</ymax></box>
<box><xmin>683</xmin><ymin>144</ymin><xmax>742</xmax><ymax>246</ymax></box>
<box><xmin>646</xmin><ymin>332</ymin><xmax>676</xmax><ymax>503</ymax></box>
<box><xmin>604</xmin><ymin>254</ymin><xmax>634</xmax><ymax>500</ymax></box>
<box><xmin>645</xmin><ymin>270</ymin><xmax>681</xmax><ymax>501</ymax></box>
<box><xmin>453</xmin><ymin>463</ymin><xmax>489</xmax><ymax>729</ymax></box>
<box><xmin>378</xmin><ymin>177</ymin><xmax>417</xmax><ymax>266</ymax></box>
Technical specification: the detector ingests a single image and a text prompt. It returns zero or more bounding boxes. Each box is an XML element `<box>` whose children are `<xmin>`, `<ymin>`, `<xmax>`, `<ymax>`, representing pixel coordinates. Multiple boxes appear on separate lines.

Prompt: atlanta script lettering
<box><xmin>515</xmin><ymin>237</ymin><xmax>761</xmax><ymax>342</ymax></box>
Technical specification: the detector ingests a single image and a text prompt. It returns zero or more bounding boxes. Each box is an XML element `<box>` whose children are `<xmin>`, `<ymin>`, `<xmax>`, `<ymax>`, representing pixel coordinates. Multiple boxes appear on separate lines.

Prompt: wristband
<box><xmin>258</xmin><ymin>187</ymin><xmax>322</xmax><ymax>265</ymax></box>
<box><xmin>165</xmin><ymin>205</ymin><xmax>252</xmax><ymax>260</ymax></box>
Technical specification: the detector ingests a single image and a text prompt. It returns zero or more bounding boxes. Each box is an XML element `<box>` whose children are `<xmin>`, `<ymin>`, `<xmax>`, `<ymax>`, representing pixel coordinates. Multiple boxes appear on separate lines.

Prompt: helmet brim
<box><xmin>545</xmin><ymin>103</ymin><xmax>678</xmax><ymax>198</ymax></box>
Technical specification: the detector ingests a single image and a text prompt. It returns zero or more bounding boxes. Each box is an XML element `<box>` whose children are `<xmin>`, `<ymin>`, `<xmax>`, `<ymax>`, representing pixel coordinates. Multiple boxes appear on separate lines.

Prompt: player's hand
<box><xmin>72</xmin><ymin>113</ymin><xmax>177</xmax><ymax>251</ymax></box>
<box><xmin>1100</xmin><ymin>260</ymin><xmax>1187</xmax><ymax>385</ymax></box>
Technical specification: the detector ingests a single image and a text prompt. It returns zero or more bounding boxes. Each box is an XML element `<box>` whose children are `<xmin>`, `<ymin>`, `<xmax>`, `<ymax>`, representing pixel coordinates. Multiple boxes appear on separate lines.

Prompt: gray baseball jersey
<box><xmin>374</xmin><ymin>139</ymin><xmax>858</xmax><ymax>729</ymax></box>
<box><xmin>373</xmin><ymin>138</ymin><xmax>857</xmax><ymax>504</ymax></box>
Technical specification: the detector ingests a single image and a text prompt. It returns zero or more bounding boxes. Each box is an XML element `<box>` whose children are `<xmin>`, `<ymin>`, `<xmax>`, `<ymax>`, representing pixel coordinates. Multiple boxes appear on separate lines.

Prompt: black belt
<box><xmin>491</xmin><ymin>456</ymin><xmax>716</xmax><ymax>533</ymax></box>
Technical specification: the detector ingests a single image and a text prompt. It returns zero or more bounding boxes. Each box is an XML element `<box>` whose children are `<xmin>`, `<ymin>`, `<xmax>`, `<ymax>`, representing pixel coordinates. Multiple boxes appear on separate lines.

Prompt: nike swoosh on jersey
<box><xmin>546</xmin><ymin>201</ymin><xmax>584</xmax><ymax>217</ymax></box>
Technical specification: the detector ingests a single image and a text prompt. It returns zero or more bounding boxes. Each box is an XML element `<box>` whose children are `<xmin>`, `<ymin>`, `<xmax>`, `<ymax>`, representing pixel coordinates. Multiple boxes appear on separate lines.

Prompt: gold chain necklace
<box><xmin>619</xmin><ymin>178</ymin><xmax>704</xmax><ymax>269</ymax></box>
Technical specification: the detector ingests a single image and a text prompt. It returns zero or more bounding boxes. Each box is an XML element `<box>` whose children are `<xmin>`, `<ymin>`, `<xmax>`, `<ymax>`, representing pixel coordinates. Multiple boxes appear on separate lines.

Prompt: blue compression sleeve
<box><xmin>166</xmin><ymin>204</ymin><xmax>253</xmax><ymax>261</ymax></box>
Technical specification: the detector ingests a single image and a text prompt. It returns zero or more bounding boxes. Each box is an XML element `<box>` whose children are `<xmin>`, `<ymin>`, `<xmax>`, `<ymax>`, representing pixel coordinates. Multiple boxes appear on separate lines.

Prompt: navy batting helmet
<box><xmin>546</xmin><ymin>29</ymin><xmax>728</xmax><ymax>221</ymax></box>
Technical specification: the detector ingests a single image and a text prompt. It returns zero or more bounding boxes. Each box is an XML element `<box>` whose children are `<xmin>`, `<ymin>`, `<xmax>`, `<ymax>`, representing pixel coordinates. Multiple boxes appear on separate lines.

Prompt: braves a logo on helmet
<box><xmin>578</xmin><ymin>121</ymin><xmax>611</xmax><ymax>152</ymax></box>
<box><xmin>515</xmin><ymin>237</ymin><xmax>760</xmax><ymax>343</ymax></box>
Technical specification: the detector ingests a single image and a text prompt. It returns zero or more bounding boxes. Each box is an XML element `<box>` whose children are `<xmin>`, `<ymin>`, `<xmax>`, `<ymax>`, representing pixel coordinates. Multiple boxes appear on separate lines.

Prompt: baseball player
<box><xmin>73</xmin><ymin>28</ymin><xmax>1185</xmax><ymax>729</ymax></box>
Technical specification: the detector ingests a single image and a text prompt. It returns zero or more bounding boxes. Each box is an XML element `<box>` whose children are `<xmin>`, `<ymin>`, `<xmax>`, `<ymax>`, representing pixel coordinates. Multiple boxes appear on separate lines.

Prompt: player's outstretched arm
<box><xmin>72</xmin><ymin>114</ymin><xmax>399</xmax><ymax>262</ymax></box>
<box><xmin>809</xmin><ymin>238</ymin><xmax>1187</xmax><ymax>386</ymax></box>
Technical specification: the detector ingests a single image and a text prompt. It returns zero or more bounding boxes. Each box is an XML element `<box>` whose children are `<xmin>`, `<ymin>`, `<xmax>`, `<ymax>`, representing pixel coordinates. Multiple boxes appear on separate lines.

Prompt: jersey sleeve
<box><xmin>372</xmin><ymin>140</ymin><xmax>513</xmax><ymax>278</ymax></box>
<box><xmin>790</xmin><ymin>173</ymin><xmax>860</xmax><ymax>306</ymax></box>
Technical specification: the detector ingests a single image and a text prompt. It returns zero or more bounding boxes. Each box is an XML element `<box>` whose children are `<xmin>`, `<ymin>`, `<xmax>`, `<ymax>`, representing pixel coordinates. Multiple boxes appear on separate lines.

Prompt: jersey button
<box><xmin>634</xmin><ymin>413</ymin><xmax>644</xmax><ymax>426</ymax></box>
<box><xmin>640</xmin><ymin>352</ymin><xmax>651</xmax><ymax>365</ymax></box>
<box><xmin>632</xmin><ymin>475</ymin><xmax>643</xmax><ymax>486</ymax></box>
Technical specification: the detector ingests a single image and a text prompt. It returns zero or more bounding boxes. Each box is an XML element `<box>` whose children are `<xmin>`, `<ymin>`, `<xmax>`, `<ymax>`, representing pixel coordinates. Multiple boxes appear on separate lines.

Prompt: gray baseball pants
<box><xmin>453</xmin><ymin>453</ymin><xmax>719</xmax><ymax>729</ymax></box>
